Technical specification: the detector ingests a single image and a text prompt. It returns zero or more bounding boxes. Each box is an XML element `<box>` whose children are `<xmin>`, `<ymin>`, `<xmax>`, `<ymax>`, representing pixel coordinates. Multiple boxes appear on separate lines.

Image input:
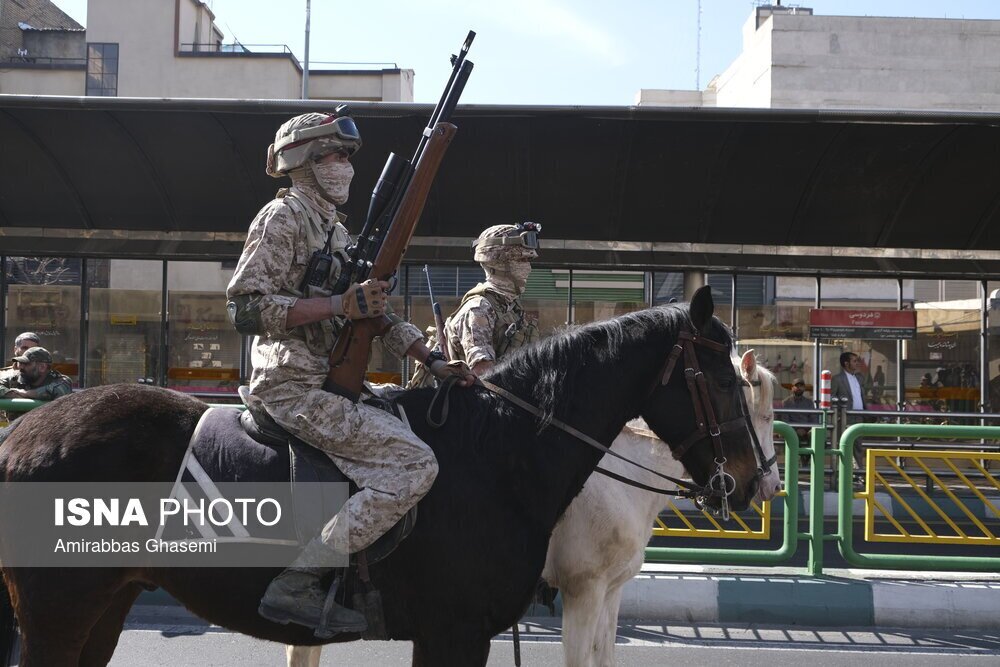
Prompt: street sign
<box><xmin>809</xmin><ymin>309</ymin><xmax>916</xmax><ymax>340</ymax></box>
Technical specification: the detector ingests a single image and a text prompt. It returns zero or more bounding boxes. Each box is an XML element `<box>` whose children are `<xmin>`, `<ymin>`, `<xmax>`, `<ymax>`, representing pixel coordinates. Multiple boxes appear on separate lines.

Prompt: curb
<box><xmin>617</xmin><ymin>570</ymin><xmax>1000</xmax><ymax>630</ymax></box>
<box><xmin>134</xmin><ymin>571</ymin><xmax>1000</xmax><ymax>632</ymax></box>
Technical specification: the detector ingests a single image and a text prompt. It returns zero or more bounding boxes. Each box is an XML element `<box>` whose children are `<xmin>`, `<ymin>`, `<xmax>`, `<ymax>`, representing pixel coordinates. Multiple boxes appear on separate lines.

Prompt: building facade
<box><xmin>635</xmin><ymin>5</ymin><xmax>1000</xmax><ymax>414</ymax></box>
<box><xmin>0</xmin><ymin>0</ymin><xmax>413</xmax><ymax>100</ymax></box>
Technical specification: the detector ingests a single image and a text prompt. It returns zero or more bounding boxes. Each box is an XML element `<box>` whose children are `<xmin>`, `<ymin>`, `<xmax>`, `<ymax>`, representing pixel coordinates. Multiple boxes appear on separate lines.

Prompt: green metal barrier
<box><xmin>0</xmin><ymin>398</ymin><xmax>44</xmax><ymax>415</ymax></box>
<box><xmin>644</xmin><ymin>421</ymin><xmax>801</xmax><ymax>566</ymax></box>
<box><xmin>837</xmin><ymin>423</ymin><xmax>1000</xmax><ymax>573</ymax></box>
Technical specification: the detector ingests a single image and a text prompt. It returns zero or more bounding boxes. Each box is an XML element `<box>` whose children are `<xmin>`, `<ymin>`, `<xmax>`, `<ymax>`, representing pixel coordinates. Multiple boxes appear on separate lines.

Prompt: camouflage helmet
<box><xmin>473</xmin><ymin>222</ymin><xmax>541</xmax><ymax>264</ymax></box>
<box><xmin>266</xmin><ymin>111</ymin><xmax>362</xmax><ymax>178</ymax></box>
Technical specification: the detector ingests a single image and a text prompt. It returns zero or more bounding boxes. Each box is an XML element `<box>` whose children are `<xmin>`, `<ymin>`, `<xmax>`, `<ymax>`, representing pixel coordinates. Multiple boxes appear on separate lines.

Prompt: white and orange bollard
<box><xmin>819</xmin><ymin>369</ymin><xmax>832</xmax><ymax>410</ymax></box>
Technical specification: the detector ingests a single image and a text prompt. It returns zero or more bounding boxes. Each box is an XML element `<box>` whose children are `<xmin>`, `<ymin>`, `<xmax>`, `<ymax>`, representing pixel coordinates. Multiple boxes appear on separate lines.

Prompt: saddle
<box><xmin>179</xmin><ymin>389</ymin><xmax>416</xmax><ymax>566</ymax></box>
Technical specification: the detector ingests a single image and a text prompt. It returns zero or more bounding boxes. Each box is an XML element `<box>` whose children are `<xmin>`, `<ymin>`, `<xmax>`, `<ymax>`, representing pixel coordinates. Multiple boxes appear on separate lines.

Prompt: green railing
<box><xmin>0</xmin><ymin>398</ymin><xmax>41</xmax><ymax>416</ymax></box>
<box><xmin>645</xmin><ymin>421</ymin><xmax>801</xmax><ymax>566</ymax></box>
<box><xmin>647</xmin><ymin>420</ymin><xmax>1000</xmax><ymax>575</ymax></box>
<box><xmin>837</xmin><ymin>423</ymin><xmax>1000</xmax><ymax>573</ymax></box>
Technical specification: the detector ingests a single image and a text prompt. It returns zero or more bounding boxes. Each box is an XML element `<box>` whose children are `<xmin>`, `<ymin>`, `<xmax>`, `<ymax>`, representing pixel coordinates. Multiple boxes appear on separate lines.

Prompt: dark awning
<box><xmin>3</xmin><ymin>95</ymin><xmax>1000</xmax><ymax>277</ymax></box>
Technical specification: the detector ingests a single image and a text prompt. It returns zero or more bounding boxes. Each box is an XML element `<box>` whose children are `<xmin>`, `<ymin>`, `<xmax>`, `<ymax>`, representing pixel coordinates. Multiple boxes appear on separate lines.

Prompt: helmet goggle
<box><xmin>274</xmin><ymin>115</ymin><xmax>361</xmax><ymax>157</ymax></box>
<box><xmin>474</xmin><ymin>222</ymin><xmax>542</xmax><ymax>251</ymax></box>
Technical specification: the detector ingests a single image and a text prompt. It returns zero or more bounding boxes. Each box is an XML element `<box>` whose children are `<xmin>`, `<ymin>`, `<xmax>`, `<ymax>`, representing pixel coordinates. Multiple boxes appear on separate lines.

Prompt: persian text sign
<box><xmin>809</xmin><ymin>309</ymin><xmax>916</xmax><ymax>340</ymax></box>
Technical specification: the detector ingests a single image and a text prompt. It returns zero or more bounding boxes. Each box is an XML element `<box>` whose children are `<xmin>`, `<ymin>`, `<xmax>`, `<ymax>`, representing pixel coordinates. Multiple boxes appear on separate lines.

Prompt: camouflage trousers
<box><xmin>259</xmin><ymin>385</ymin><xmax>438</xmax><ymax>555</ymax></box>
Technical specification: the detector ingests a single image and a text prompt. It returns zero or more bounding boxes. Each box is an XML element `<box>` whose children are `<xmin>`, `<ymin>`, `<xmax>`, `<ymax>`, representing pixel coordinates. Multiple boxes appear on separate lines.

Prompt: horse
<box><xmin>540</xmin><ymin>351</ymin><xmax>778</xmax><ymax>667</ymax></box>
<box><xmin>285</xmin><ymin>351</ymin><xmax>780</xmax><ymax>667</ymax></box>
<box><xmin>0</xmin><ymin>287</ymin><xmax>762</xmax><ymax>667</ymax></box>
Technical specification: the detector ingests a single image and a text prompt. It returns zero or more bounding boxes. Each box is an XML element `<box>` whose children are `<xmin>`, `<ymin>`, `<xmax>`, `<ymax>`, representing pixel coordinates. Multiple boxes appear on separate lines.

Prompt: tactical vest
<box><xmin>407</xmin><ymin>285</ymin><xmax>537</xmax><ymax>389</ymax></box>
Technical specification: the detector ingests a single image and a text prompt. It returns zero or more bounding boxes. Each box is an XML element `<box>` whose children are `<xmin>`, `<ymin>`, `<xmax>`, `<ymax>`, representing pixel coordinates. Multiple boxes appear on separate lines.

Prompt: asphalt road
<box><xmin>103</xmin><ymin>615</ymin><xmax>1000</xmax><ymax>666</ymax></box>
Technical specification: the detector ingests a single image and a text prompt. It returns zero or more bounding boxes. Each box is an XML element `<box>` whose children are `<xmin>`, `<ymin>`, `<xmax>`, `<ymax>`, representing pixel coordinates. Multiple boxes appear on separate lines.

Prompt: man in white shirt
<box><xmin>832</xmin><ymin>352</ymin><xmax>865</xmax><ymax>410</ymax></box>
<box><xmin>832</xmin><ymin>351</ymin><xmax>867</xmax><ymax>471</ymax></box>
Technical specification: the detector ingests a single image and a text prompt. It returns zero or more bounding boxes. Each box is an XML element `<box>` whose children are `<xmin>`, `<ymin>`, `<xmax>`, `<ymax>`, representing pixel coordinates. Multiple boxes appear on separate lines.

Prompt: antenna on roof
<box><xmin>695</xmin><ymin>0</ymin><xmax>701</xmax><ymax>90</ymax></box>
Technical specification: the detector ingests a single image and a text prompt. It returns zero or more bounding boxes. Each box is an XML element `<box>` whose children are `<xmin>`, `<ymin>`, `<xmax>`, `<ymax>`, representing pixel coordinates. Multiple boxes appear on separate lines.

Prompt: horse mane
<box><xmin>753</xmin><ymin>363</ymin><xmax>776</xmax><ymax>410</ymax></box>
<box><xmin>484</xmin><ymin>305</ymin><xmax>715</xmax><ymax>427</ymax></box>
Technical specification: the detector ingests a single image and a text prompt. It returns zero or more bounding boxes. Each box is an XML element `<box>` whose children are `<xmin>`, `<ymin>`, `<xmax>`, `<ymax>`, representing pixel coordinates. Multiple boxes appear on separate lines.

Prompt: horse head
<box><xmin>638</xmin><ymin>286</ymin><xmax>761</xmax><ymax>514</ymax></box>
<box><xmin>739</xmin><ymin>350</ymin><xmax>782</xmax><ymax>503</ymax></box>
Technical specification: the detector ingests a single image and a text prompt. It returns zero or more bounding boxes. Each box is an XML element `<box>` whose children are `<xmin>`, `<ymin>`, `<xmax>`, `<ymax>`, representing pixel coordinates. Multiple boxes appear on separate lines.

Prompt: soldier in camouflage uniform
<box><xmin>414</xmin><ymin>224</ymin><xmax>539</xmax><ymax>383</ymax></box>
<box><xmin>226</xmin><ymin>112</ymin><xmax>474</xmax><ymax>635</ymax></box>
<box><xmin>0</xmin><ymin>346</ymin><xmax>72</xmax><ymax>423</ymax></box>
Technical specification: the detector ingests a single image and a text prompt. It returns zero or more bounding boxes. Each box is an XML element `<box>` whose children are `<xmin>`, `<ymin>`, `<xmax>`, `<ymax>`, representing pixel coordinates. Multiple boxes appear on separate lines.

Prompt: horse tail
<box><xmin>0</xmin><ymin>573</ymin><xmax>16</xmax><ymax>666</ymax></box>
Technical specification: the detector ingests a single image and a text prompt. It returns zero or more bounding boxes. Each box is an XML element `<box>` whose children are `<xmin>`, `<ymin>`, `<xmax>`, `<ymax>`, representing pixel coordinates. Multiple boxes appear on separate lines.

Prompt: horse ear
<box><xmin>690</xmin><ymin>286</ymin><xmax>714</xmax><ymax>331</ymax></box>
<box><xmin>741</xmin><ymin>349</ymin><xmax>756</xmax><ymax>377</ymax></box>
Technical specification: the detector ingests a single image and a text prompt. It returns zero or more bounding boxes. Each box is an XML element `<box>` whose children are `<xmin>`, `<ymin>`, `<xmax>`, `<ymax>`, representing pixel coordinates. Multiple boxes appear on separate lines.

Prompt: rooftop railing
<box><xmin>2</xmin><ymin>55</ymin><xmax>86</xmax><ymax>66</ymax></box>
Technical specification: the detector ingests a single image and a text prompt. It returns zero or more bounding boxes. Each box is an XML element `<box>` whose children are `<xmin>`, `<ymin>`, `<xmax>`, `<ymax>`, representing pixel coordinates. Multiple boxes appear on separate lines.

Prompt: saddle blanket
<box><xmin>155</xmin><ymin>402</ymin><xmax>416</xmax><ymax>564</ymax></box>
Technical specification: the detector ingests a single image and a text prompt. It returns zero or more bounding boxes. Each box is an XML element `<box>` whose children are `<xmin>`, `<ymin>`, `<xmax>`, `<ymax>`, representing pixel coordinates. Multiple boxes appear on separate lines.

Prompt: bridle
<box><xmin>468</xmin><ymin>326</ymin><xmax>761</xmax><ymax>522</ymax></box>
<box><xmin>644</xmin><ymin>329</ymin><xmax>760</xmax><ymax>520</ymax></box>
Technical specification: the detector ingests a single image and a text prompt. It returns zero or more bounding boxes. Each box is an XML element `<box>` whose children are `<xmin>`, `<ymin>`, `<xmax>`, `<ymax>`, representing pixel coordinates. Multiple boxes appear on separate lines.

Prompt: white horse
<box><xmin>286</xmin><ymin>351</ymin><xmax>779</xmax><ymax>667</ymax></box>
<box><xmin>540</xmin><ymin>350</ymin><xmax>779</xmax><ymax>667</ymax></box>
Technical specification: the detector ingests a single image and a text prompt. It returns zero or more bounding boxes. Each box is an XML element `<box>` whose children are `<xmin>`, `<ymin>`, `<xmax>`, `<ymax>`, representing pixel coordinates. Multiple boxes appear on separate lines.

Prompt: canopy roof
<box><xmin>3</xmin><ymin>95</ymin><xmax>1000</xmax><ymax>277</ymax></box>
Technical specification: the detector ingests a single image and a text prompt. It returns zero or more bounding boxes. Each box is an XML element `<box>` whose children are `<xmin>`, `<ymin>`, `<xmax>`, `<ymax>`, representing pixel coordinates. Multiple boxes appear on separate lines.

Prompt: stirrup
<box><xmin>314</xmin><ymin>574</ymin><xmax>367</xmax><ymax>639</ymax></box>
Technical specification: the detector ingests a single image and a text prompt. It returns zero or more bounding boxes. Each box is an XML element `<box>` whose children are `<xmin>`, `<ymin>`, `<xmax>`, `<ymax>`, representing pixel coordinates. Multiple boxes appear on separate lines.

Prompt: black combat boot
<box><xmin>258</xmin><ymin>538</ymin><xmax>367</xmax><ymax>635</ymax></box>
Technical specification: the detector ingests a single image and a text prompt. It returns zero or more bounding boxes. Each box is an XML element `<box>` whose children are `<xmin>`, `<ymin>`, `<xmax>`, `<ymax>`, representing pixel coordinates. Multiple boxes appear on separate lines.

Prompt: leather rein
<box><xmin>462</xmin><ymin>328</ymin><xmax>762</xmax><ymax>521</ymax></box>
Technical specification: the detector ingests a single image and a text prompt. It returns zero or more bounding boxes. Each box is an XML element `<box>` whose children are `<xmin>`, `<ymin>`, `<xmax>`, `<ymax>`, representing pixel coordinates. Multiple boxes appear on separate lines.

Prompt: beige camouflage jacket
<box><xmin>227</xmin><ymin>187</ymin><xmax>422</xmax><ymax>395</ymax></box>
<box><xmin>444</xmin><ymin>282</ymin><xmax>523</xmax><ymax>368</ymax></box>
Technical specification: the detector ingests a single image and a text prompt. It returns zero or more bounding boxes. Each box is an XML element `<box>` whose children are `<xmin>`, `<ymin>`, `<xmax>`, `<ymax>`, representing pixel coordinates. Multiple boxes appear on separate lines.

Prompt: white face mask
<box><xmin>509</xmin><ymin>262</ymin><xmax>532</xmax><ymax>294</ymax></box>
<box><xmin>311</xmin><ymin>160</ymin><xmax>354</xmax><ymax>205</ymax></box>
<box><xmin>486</xmin><ymin>261</ymin><xmax>532</xmax><ymax>296</ymax></box>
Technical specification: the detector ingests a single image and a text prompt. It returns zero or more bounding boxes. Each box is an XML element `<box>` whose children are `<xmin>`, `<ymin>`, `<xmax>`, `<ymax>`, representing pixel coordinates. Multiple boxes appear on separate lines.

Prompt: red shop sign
<box><xmin>809</xmin><ymin>309</ymin><xmax>916</xmax><ymax>340</ymax></box>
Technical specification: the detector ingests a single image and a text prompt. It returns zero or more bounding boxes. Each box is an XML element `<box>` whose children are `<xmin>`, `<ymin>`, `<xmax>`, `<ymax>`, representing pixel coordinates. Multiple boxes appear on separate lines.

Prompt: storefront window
<box><xmin>819</xmin><ymin>278</ymin><xmax>900</xmax><ymax>410</ymax></box>
<box><xmin>706</xmin><ymin>274</ymin><xmax>733</xmax><ymax>326</ymax></box>
<box><xmin>652</xmin><ymin>272</ymin><xmax>683</xmax><ymax>305</ymax></box>
<box><xmin>735</xmin><ymin>276</ymin><xmax>814</xmax><ymax>403</ymax></box>
<box><xmin>988</xmin><ymin>281</ymin><xmax>1000</xmax><ymax>413</ymax></box>
<box><xmin>904</xmin><ymin>279</ymin><xmax>981</xmax><ymax>416</ymax></box>
<box><xmin>167</xmin><ymin>261</ymin><xmax>242</xmax><ymax>395</ymax></box>
<box><xmin>86</xmin><ymin>260</ymin><xmax>161</xmax><ymax>386</ymax></box>
<box><xmin>3</xmin><ymin>257</ymin><xmax>82</xmax><ymax>385</ymax></box>
<box><xmin>569</xmin><ymin>269</ymin><xmax>645</xmax><ymax>324</ymax></box>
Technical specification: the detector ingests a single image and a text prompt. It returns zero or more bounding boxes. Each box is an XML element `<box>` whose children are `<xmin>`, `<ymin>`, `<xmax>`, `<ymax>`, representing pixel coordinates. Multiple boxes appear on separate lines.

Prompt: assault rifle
<box><xmin>324</xmin><ymin>31</ymin><xmax>475</xmax><ymax>400</ymax></box>
<box><xmin>424</xmin><ymin>265</ymin><xmax>450</xmax><ymax>361</ymax></box>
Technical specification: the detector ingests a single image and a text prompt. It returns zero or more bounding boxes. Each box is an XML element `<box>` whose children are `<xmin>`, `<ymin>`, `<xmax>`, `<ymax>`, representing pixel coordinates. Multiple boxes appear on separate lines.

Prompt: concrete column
<box><xmin>682</xmin><ymin>271</ymin><xmax>706</xmax><ymax>301</ymax></box>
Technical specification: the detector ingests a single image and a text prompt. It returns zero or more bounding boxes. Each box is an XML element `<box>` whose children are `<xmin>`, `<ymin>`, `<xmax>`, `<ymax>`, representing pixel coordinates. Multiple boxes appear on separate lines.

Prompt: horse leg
<box><xmin>78</xmin><ymin>582</ymin><xmax>144</xmax><ymax>667</ymax></box>
<box><xmin>594</xmin><ymin>585</ymin><xmax>625</xmax><ymax>667</ymax></box>
<box><xmin>7</xmin><ymin>569</ymin><xmax>125</xmax><ymax>667</ymax></box>
<box><xmin>287</xmin><ymin>645</ymin><xmax>321</xmax><ymax>667</ymax></box>
<box><xmin>412</xmin><ymin>635</ymin><xmax>490</xmax><ymax>667</ymax></box>
<box><xmin>560</xmin><ymin>584</ymin><xmax>605</xmax><ymax>667</ymax></box>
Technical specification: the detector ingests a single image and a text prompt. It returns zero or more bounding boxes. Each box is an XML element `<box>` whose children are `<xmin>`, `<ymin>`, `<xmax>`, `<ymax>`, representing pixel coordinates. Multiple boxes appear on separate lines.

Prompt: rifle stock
<box><xmin>323</xmin><ymin>123</ymin><xmax>458</xmax><ymax>400</ymax></box>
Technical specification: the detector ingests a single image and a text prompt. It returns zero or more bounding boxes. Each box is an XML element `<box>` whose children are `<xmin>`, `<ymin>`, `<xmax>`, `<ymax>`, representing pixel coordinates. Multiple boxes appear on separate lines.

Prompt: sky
<box><xmin>51</xmin><ymin>0</ymin><xmax>1000</xmax><ymax>105</ymax></box>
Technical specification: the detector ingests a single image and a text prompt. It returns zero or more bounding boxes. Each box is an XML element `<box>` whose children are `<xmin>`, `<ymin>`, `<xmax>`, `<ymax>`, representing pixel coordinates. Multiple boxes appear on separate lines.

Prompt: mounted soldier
<box><xmin>411</xmin><ymin>223</ymin><xmax>539</xmax><ymax>385</ymax></box>
<box><xmin>225</xmin><ymin>111</ymin><xmax>474</xmax><ymax>636</ymax></box>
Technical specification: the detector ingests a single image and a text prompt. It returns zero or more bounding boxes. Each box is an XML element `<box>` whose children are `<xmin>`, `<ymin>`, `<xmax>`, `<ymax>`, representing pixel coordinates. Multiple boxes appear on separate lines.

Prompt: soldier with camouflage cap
<box><xmin>226</xmin><ymin>111</ymin><xmax>475</xmax><ymax>635</ymax></box>
<box><xmin>0</xmin><ymin>346</ymin><xmax>72</xmax><ymax>422</ymax></box>
<box><xmin>413</xmin><ymin>223</ymin><xmax>540</xmax><ymax>383</ymax></box>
